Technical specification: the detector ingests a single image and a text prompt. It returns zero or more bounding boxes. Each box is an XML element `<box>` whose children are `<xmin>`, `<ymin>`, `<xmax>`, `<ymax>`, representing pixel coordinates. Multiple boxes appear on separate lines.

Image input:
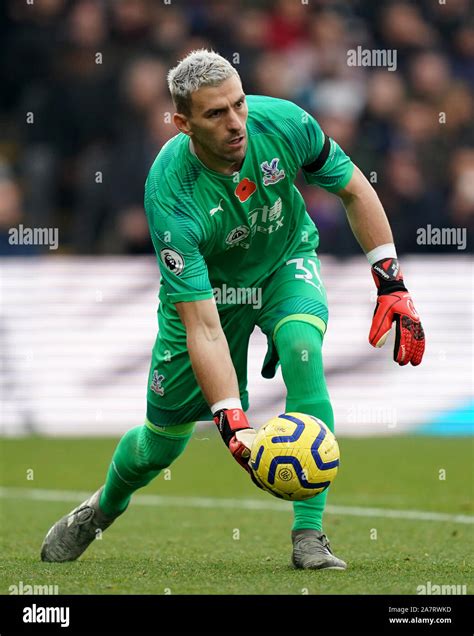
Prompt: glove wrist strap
<box><xmin>213</xmin><ymin>408</ymin><xmax>248</xmax><ymax>447</ymax></box>
<box><xmin>372</xmin><ymin>257</ymin><xmax>407</xmax><ymax>295</ymax></box>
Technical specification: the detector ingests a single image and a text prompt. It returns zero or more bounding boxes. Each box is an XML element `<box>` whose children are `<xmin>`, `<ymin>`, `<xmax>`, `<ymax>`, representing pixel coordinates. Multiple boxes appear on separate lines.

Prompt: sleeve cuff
<box><xmin>166</xmin><ymin>289</ymin><xmax>215</xmax><ymax>304</ymax></box>
<box><xmin>324</xmin><ymin>161</ymin><xmax>355</xmax><ymax>193</ymax></box>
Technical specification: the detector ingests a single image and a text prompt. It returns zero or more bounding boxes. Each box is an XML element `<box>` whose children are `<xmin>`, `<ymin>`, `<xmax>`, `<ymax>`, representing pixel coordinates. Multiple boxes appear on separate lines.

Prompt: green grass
<box><xmin>0</xmin><ymin>433</ymin><xmax>473</xmax><ymax>595</ymax></box>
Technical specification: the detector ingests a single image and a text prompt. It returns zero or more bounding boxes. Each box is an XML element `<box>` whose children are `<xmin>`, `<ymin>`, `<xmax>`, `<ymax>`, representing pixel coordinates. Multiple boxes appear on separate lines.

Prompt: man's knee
<box><xmin>122</xmin><ymin>422</ymin><xmax>195</xmax><ymax>473</ymax></box>
<box><xmin>275</xmin><ymin>319</ymin><xmax>324</xmax><ymax>367</ymax></box>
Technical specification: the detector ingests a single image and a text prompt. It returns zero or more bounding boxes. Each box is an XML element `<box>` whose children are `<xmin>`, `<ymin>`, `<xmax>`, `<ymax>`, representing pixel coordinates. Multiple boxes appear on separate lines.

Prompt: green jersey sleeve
<box><xmin>145</xmin><ymin>194</ymin><xmax>214</xmax><ymax>304</ymax></box>
<box><xmin>274</xmin><ymin>98</ymin><xmax>354</xmax><ymax>193</ymax></box>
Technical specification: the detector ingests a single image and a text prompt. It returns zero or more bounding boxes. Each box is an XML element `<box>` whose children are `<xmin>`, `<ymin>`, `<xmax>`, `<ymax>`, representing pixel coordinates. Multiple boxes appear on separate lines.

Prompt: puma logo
<box><xmin>210</xmin><ymin>199</ymin><xmax>224</xmax><ymax>216</ymax></box>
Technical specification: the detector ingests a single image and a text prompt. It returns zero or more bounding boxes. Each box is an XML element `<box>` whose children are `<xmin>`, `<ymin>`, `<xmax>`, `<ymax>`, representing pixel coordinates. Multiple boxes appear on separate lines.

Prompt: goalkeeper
<box><xmin>41</xmin><ymin>50</ymin><xmax>425</xmax><ymax>569</ymax></box>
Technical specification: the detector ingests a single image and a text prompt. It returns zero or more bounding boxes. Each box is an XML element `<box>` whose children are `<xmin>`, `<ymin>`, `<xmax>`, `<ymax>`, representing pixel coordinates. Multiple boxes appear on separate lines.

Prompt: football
<box><xmin>249</xmin><ymin>412</ymin><xmax>340</xmax><ymax>500</ymax></box>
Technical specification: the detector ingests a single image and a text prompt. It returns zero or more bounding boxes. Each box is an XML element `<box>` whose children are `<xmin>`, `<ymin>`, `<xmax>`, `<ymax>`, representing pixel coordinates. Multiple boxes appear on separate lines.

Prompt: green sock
<box><xmin>274</xmin><ymin>320</ymin><xmax>334</xmax><ymax>533</ymax></box>
<box><xmin>99</xmin><ymin>420</ymin><xmax>195</xmax><ymax>518</ymax></box>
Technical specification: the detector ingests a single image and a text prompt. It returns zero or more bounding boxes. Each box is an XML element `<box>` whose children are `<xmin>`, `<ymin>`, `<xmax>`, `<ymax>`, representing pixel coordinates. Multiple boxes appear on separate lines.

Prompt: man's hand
<box><xmin>213</xmin><ymin>408</ymin><xmax>257</xmax><ymax>473</ymax></box>
<box><xmin>369</xmin><ymin>257</ymin><xmax>425</xmax><ymax>366</ymax></box>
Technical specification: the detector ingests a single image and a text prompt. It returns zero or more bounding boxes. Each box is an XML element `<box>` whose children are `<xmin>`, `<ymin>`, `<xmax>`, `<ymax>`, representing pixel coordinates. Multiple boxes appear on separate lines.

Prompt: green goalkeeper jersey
<box><xmin>144</xmin><ymin>95</ymin><xmax>354</xmax><ymax>308</ymax></box>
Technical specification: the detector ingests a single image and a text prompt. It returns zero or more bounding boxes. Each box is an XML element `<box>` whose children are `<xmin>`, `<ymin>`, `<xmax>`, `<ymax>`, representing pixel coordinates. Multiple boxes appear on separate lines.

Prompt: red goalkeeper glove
<box><xmin>369</xmin><ymin>257</ymin><xmax>425</xmax><ymax>366</ymax></box>
<box><xmin>213</xmin><ymin>408</ymin><xmax>257</xmax><ymax>472</ymax></box>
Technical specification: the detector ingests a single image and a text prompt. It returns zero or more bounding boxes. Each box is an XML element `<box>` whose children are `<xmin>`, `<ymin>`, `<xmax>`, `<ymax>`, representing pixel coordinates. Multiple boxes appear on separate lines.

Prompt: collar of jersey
<box><xmin>187</xmin><ymin>135</ymin><xmax>250</xmax><ymax>180</ymax></box>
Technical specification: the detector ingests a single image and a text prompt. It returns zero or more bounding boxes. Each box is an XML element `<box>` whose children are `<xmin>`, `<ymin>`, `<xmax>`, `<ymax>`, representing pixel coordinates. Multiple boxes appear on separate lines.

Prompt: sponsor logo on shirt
<box><xmin>160</xmin><ymin>248</ymin><xmax>185</xmax><ymax>275</ymax></box>
<box><xmin>226</xmin><ymin>197</ymin><xmax>285</xmax><ymax>250</ymax></box>
<box><xmin>260</xmin><ymin>158</ymin><xmax>285</xmax><ymax>186</ymax></box>
<box><xmin>225</xmin><ymin>225</ymin><xmax>250</xmax><ymax>246</ymax></box>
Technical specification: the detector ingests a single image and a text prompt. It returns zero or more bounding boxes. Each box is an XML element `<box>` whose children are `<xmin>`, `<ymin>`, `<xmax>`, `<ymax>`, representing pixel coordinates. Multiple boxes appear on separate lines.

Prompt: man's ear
<box><xmin>173</xmin><ymin>113</ymin><xmax>192</xmax><ymax>137</ymax></box>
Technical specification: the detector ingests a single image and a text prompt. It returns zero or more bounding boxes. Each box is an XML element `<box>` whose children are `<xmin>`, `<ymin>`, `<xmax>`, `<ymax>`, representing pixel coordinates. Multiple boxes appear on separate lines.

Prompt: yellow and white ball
<box><xmin>249</xmin><ymin>412</ymin><xmax>340</xmax><ymax>501</ymax></box>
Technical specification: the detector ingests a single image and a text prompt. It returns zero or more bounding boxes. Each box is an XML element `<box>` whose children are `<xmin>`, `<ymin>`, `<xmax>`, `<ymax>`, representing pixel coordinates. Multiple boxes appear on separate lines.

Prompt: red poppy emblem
<box><xmin>235</xmin><ymin>178</ymin><xmax>256</xmax><ymax>203</ymax></box>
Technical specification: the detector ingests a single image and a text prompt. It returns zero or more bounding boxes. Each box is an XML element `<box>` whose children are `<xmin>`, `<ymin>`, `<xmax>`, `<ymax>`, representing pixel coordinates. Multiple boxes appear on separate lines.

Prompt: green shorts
<box><xmin>146</xmin><ymin>252</ymin><xmax>328</xmax><ymax>426</ymax></box>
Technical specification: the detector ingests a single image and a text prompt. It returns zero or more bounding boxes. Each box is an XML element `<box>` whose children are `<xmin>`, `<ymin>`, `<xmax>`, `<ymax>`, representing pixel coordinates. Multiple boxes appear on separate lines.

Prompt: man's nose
<box><xmin>226</xmin><ymin>110</ymin><xmax>242</xmax><ymax>131</ymax></box>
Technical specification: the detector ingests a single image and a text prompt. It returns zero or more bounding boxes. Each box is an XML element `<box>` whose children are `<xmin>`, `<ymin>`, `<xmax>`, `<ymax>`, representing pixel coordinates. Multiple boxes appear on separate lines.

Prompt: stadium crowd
<box><xmin>0</xmin><ymin>0</ymin><xmax>472</xmax><ymax>255</ymax></box>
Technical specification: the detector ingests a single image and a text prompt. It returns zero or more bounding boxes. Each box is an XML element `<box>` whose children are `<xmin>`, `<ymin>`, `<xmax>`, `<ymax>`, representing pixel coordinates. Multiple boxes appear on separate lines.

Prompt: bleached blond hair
<box><xmin>167</xmin><ymin>49</ymin><xmax>239</xmax><ymax>116</ymax></box>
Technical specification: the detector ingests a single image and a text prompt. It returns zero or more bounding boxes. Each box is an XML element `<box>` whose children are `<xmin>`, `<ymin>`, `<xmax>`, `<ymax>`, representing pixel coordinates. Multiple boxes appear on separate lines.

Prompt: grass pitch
<box><xmin>0</xmin><ymin>433</ymin><xmax>472</xmax><ymax>595</ymax></box>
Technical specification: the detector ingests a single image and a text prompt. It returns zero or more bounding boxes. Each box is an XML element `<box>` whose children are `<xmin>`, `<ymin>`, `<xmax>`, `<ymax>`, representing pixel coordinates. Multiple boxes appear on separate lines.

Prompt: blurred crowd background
<box><xmin>0</xmin><ymin>0</ymin><xmax>472</xmax><ymax>256</ymax></box>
